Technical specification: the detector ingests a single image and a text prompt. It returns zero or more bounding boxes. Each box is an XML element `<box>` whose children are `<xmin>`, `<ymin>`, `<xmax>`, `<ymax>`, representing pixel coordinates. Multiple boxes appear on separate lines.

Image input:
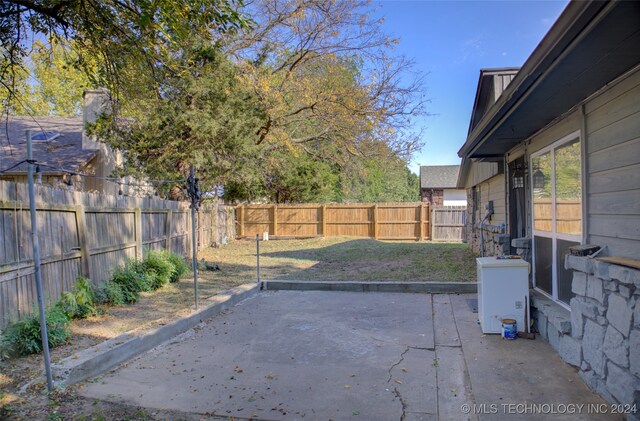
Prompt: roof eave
<box><xmin>458</xmin><ymin>0</ymin><xmax>608</xmax><ymax>159</ymax></box>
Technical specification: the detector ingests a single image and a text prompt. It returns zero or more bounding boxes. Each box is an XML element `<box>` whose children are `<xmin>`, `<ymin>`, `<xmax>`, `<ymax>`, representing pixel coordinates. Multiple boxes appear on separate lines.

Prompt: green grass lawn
<box><xmin>199</xmin><ymin>236</ymin><xmax>477</xmax><ymax>283</ymax></box>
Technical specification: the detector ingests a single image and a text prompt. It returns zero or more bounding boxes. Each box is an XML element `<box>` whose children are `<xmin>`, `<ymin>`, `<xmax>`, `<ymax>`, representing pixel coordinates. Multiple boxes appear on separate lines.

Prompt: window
<box><xmin>531</xmin><ymin>132</ymin><xmax>582</xmax><ymax>306</ymax></box>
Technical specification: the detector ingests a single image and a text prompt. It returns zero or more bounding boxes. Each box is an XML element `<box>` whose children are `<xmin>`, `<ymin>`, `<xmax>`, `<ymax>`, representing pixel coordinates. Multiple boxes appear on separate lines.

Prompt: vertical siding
<box><xmin>464</xmin><ymin>161</ymin><xmax>501</xmax><ymax>188</ymax></box>
<box><xmin>585</xmin><ymin>67</ymin><xmax>640</xmax><ymax>258</ymax></box>
<box><xmin>479</xmin><ymin>175</ymin><xmax>506</xmax><ymax>225</ymax></box>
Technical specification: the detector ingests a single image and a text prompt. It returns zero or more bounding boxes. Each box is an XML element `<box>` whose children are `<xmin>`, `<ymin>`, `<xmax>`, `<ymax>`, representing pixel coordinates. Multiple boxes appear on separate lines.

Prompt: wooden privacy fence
<box><xmin>431</xmin><ymin>206</ymin><xmax>467</xmax><ymax>241</ymax></box>
<box><xmin>532</xmin><ymin>198</ymin><xmax>582</xmax><ymax>234</ymax></box>
<box><xmin>236</xmin><ymin>203</ymin><xmax>431</xmax><ymax>241</ymax></box>
<box><xmin>0</xmin><ymin>180</ymin><xmax>235</xmax><ymax>328</ymax></box>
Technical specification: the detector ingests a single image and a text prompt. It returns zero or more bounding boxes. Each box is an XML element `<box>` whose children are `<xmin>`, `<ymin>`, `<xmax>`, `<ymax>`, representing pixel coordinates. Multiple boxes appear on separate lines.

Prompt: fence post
<box><xmin>321</xmin><ymin>204</ymin><xmax>327</xmax><ymax>237</ymax></box>
<box><xmin>430</xmin><ymin>206</ymin><xmax>435</xmax><ymax>241</ymax></box>
<box><xmin>198</xmin><ymin>211</ymin><xmax>204</xmax><ymax>250</ymax></box>
<box><xmin>238</xmin><ymin>205</ymin><xmax>244</xmax><ymax>237</ymax></box>
<box><xmin>419</xmin><ymin>204</ymin><xmax>425</xmax><ymax>241</ymax></box>
<box><xmin>75</xmin><ymin>204</ymin><xmax>93</xmax><ymax>280</ymax></box>
<box><xmin>214</xmin><ymin>196</ymin><xmax>219</xmax><ymax>244</ymax></box>
<box><xmin>135</xmin><ymin>208</ymin><xmax>143</xmax><ymax>261</ymax></box>
<box><xmin>273</xmin><ymin>204</ymin><xmax>278</xmax><ymax>236</ymax></box>
<box><xmin>165</xmin><ymin>209</ymin><xmax>173</xmax><ymax>252</ymax></box>
<box><xmin>372</xmin><ymin>204</ymin><xmax>378</xmax><ymax>239</ymax></box>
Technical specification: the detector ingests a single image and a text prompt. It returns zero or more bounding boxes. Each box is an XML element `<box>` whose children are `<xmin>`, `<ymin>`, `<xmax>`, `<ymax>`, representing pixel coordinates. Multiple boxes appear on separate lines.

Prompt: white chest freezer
<box><xmin>476</xmin><ymin>257</ymin><xmax>530</xmax><ymax>334</ymax></box>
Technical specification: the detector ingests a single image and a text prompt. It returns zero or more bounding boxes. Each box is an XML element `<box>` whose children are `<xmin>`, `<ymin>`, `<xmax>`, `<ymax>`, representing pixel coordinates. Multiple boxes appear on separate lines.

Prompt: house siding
<box><xmin>524</xmin><ymin>67</ymin><xmax>640</xmax><ymax>411</ymax></box>
<box><xmin>526</xmin><ymin>66</ymin><xmax>640</xmax><ymax>259</ymax></box>
<box><xmin>585</xmin><ymin>66</ymin><xmax>640</xmax><ymax>259</ymax></box>
<box><xmin>465</xmin><ymin>161</ymin><xmax>501</xmax><ymax>187</ymax></box>
<box><xmin>460</xmin><ymin>4</ymin><xmax>640</xmax><ymax>410</ymax></box>
<box><xmin>443</xmin><ymin>189</ymin><xmax>467</xmax><ymax>206</ymax></box>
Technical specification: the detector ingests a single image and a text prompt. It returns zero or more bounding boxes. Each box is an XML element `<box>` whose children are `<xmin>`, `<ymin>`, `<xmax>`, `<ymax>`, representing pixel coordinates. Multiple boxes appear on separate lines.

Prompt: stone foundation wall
<box><xmin>466</xmin><ymin>222</ymin><xmax>509</xmax><ymax>257</ymax></box>
<box><xmin>532</xmin><ymin>255</ymin><xmax>640</xmax><ymax>419</ymax></box>
<box><xmin>464</xmin><ymin>188</ymin><xmax>509</xmax><ymax>256</ymax></box>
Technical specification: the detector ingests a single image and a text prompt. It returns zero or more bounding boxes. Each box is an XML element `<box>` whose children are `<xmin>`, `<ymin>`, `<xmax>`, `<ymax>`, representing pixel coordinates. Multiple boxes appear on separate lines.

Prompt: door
<box><xmin>531</xmin><ymin>132</ymin><xmax>582</xmax><ymax>305</ymax></box>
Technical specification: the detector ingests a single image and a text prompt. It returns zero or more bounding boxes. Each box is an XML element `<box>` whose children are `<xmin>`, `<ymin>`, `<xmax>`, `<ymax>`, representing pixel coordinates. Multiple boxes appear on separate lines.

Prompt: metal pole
<box><xmin>256</xmin><ymin>234</ymin><xmax>261</xmax><ymax>285</ymax></box>
<box><xmin>190</xmin><ymin>166</ymin><xmax>199</xmax><ymax>310</ymax></box>
<box><xmin>26</xmin><ymin>130</ymin><xmax>54</xmax><ymax>392</ymax></box>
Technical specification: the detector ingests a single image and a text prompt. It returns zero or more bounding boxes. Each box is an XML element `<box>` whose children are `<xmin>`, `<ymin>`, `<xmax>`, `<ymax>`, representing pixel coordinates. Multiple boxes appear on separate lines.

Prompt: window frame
<box><xmin>530</xmin><ymin>130</ymin><xmax>583</xmax><ymax>307</ymax></box>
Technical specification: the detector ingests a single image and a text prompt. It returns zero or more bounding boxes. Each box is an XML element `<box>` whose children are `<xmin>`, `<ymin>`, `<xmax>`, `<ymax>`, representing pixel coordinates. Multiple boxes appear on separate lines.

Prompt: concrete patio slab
<box><xmin>448</xmin><ymin>293</ymin><xmax>623</xmax><ymax>421</ymax></box>
<box><xmin>80</xmin><ymin>291</ymin><xmax>435</xmax><ymax>420</ymax></box>
<box><xmin>78</xmin><ymin>290</ymin><xmax>622</xmax><ymax>420</ymax></box>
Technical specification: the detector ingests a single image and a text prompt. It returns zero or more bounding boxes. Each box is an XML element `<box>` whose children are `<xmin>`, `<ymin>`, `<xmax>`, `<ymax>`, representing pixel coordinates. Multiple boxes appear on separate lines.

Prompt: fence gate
<box><xmin>431</xmin><ymin>206</ymin><xmax>467</xmax><ymax>242</ymax></box>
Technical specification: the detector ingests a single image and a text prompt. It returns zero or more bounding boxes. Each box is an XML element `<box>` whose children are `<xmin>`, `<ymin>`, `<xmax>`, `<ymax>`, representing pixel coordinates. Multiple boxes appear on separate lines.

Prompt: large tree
<box><xmin>0</xmin><ymin>0</ymin><xmax>248</xmax><ymax>115</ymax></box>
<box><xmin>94</xmin><ymin>41</ymin><xmax>266</xmax><ymax>198</ymax></box>
<box><xmin>226</xmin><ymin>0</ymin><xmax>427</xmax><ymax>162</ymax></box>
<box><xmin>6</xmin><ymin>40</ymin><xmax>93</xmax><ymax>116</ymax></box>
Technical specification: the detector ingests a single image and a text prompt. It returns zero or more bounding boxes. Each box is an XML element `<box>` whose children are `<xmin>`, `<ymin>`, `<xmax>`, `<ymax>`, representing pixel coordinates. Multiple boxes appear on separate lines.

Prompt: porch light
<box><xmin>533</xmin><ymin>169</ymin><xmax>545</xmax><ymax>189</ymax></box>
<box><xmin>512</xmin><ymin>164</ymin><xmax>524</xmax><ymax>189</ymax></box>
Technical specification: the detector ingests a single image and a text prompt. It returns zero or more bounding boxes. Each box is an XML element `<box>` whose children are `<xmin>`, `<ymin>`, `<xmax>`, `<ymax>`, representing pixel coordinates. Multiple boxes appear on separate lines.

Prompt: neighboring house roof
<box><xmin>420</xmin><ymin>165</ymin><xmax>460</xmax><ymax>189</ymax></box>
<box><xmin>0</xmin><ymin>116</ymin><xmax>98</xmax><ymax>175</ymax></box>
<box><xmin>458</xmin><ymin>1</ymin><xmax>640</xmax><ymax>160</ymax></box>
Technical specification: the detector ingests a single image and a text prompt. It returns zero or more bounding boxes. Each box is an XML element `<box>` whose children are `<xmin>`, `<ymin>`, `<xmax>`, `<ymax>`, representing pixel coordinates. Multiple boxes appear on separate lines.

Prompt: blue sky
<box><xmin>373</xmin><ymin>0</ymin><xmax>569</xmax><ymax>174</ymax></box>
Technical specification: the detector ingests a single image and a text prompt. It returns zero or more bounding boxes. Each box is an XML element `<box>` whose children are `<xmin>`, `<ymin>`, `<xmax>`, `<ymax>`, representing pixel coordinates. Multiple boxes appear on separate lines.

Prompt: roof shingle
<box><xmin>420</xmin><ymin>165</ymin><xmax>460</xmax><ymax>189</ymax></box>
<box><xmin>0</xmin><ymin>116</ymin><xmax>97</xmax><ymax>174</ymax></box>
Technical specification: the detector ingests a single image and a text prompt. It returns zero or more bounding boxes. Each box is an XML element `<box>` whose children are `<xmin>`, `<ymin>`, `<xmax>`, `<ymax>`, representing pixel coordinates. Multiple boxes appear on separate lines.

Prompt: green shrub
<box><xmin>110</xmin><ymin>259</ymin><xmax>153</xmax><ymax>303</ymax></box>
<box><xmin>0</xmin><ymin>306</ymin><xmax>71</xmax><ymax>358</ymax></box>
<box><xmin>142</xmin><ymin>249</ymin><xmax>175</xmax><ymax>289</ymax></box>
<box><xmin>56</xmin><ymin>277</ymin><xmax>97</xmax><ymax>319</ymax></box>
<box><xmin>166</xmin><ymin>252</ymin><xmax>189</xmax><ymax>282</ymax></box>
<box><xmin>94</xmin><ymin>280</ymin><xmax>125</xmax><ymax>306</ymax></box>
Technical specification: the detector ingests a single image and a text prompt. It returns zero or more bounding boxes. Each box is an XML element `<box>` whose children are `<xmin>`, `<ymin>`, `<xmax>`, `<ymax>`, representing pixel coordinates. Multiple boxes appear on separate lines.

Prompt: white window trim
<box><xmin>530</xmin><ymin>130</ymin><xmax>582</xmax><ymax>308</ymax></box>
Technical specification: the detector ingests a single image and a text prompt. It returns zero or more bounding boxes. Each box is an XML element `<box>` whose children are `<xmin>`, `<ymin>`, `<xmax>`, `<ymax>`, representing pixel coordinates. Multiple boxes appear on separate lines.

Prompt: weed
<box><xmin>166</xmin><ymin>252</ymin><xmax>189</xmax><ymax>282</ymax></box>
<box><xmin>0</xmin><ymin>306</ymin><xmax>70</xmax><ymax>358</ymax></box>
<box><xmin>56</xmin><ymin>277</ymin><xmax>97</xmax><ymax>319</ymax></box>
<box><xmin>94</xmin><ymin>281</ymin><xmax>125</xmax><ymax>306</ymax></box>
<box><xmin>110</xmin><ymin>259</ymin><xmax>153</xmax><ymax>303</ymax></box>
<box><xmin>142</xmin><ymin>250</ymin><xmax>175</xmax><ymax>289</ymax></box>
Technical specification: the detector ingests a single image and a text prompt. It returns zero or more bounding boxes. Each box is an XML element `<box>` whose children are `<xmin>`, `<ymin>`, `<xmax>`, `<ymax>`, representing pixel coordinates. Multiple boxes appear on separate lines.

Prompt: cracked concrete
<box><xmin>81</xmin><ymin>291</ymin><xmax>434</xmax><ymax>420</ymax></box>
<box><xmin>79</xmin><ymin>290</ymin><xmax>621</xmax><ymax>421</ymax></box>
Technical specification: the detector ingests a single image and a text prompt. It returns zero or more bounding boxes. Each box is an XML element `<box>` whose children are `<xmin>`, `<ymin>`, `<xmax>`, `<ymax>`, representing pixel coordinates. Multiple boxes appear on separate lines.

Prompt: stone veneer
<box><xmin>464</xmin><ymin>189</ymin><xmax>510</xmax><ymax>256</ymax></box>
<box><xmin>531</xmin><ymin>255</ymin><xmax>640</xmax><ymax>419</ymax></box>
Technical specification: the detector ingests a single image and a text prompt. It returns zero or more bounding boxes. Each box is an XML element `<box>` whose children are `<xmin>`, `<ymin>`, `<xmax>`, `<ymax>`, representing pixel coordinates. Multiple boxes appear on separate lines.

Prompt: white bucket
<box><xmin>501</xmin><ymin>318</ymin><xmax>517</xmax><ymax>340</ymax></box>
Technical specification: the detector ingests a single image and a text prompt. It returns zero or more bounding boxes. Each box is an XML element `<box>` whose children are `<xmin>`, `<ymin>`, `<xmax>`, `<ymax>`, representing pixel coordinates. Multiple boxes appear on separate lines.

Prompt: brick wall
<box><xmin>421</xmin><ymin>189</ymin><xmax>443</xmax><ymax>206</ymax></box>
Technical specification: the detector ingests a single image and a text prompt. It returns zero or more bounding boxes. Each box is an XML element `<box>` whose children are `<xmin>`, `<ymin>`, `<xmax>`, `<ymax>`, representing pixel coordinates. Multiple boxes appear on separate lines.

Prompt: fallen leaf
<box><xmin>394</xmin><ymin>380</ymin><xmax>403</xmax><ymax>385</ymax></box>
